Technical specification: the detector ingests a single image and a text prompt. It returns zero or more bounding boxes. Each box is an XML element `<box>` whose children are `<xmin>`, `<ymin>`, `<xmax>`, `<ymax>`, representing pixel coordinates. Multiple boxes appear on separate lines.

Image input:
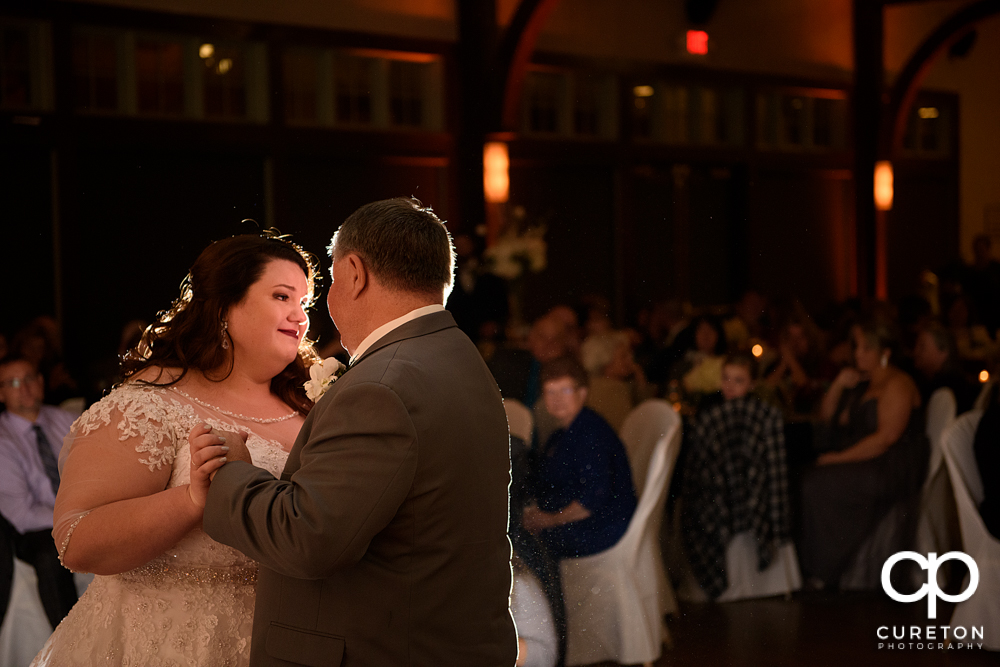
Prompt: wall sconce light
<box><xmin>874</xmin><ymin>160</ymin><xmax>893</xmax><ymax>211</ymax></box>
<box><xmin>483</xmin><ymin>142</ymin><xmax>509</xmax><ymax>203</ymax></box>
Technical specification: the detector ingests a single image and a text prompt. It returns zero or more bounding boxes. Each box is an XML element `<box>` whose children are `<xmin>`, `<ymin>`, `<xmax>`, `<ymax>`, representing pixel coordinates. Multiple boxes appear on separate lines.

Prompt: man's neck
<box><xmin>346</xmin><ymin>293</ymin><xmax>442</xmax><ymax>355</ymax></box>
<box><xmin>8</xmin><ymin>407</ymin><xmax>41</xmax><ymax>423</ymax></box>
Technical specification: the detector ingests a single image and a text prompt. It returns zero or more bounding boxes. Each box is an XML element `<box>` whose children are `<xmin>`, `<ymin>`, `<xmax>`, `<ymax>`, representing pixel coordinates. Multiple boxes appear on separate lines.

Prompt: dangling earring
<box><xmin>221</xmin><ymin>321</ymin><xmax>230</xmax><ymax>350</ymax></box>
<box><xmin>880</xmin><ymin>352</ymin><xmax>889</xmax><ymax>368</ymax></box>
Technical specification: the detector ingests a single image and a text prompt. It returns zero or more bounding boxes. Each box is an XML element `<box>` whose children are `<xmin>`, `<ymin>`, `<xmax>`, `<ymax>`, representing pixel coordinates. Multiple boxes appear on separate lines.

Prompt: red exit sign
<box><xmin>686</xmin><ymin>30</ymin><xmax>709</xmax><ymax>55</ymax></box>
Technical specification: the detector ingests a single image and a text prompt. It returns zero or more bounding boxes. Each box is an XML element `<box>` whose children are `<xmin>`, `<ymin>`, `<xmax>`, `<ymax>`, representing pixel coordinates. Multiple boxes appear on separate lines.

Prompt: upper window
<box><xmin>0</xmin><ymin>20</ymin><xmax>52</xmax><ymax>111</ymax></box>
<box><xmin>136</xmin><ymin>38</ymin><xmax>184</xmax><ymax>116</ymax></box>
<box><xmin>522</xmin><ymin>68</ymin><xmax>616</xmax><ymax>140</ymax></box>
<box><xmin>72</xmin><ymin>28</ymin><xmax>268</xmax><ymax>123</ymax></box>
<box><xmin>631</xmin><ymin>82</ymin><xmax>743</xmax><ymax>146</ymax></box>
<box><xmin>901</xmin><ymin>94</ymin><xmax>955</xmax><ymax>159</ymax></box>
<box><xmin>281</xmin><ymin>48</ymin><xmax>443</xmax><ymax>131</ymax></box>
<box><xmin>73</xmin><ymin>30</ymin><xmax>118</xmax><ymax>113</ymax></box>
<box><xmin>756</xmin><ymin>88</ymin><xmax>847</xmax><ymax>151</ymax></box>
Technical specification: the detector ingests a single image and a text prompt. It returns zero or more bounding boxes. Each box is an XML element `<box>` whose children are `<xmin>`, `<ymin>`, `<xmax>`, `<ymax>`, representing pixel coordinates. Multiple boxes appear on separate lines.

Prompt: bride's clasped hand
<box><xmin>187</xmin><ymin>424</ymin><xmax>252</xmax><ymax>509</ymax></box>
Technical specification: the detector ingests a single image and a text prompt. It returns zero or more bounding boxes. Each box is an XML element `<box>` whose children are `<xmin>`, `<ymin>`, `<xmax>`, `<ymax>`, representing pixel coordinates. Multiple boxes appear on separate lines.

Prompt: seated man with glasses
<box><xmin>522</xmin><ymin>357</ymin><xmax>637</xmax><ymax>560</ymax></box>
<box><xmin>0</xmin><ymin>355</ymin><xmax>79</xmax><ymax>631</ymax></box>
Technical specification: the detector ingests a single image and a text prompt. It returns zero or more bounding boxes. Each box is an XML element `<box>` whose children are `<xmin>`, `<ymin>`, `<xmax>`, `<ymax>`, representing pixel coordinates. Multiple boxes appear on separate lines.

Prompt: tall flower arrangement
<box><xmin>483</xmin><ymin>205</ymin><xmax>547</xmax><ymax>332</ymax></box>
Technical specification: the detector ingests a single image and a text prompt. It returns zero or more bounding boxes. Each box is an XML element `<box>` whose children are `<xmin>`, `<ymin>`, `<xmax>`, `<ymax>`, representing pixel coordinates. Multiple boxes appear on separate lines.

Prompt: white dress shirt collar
<box><xmin>349</xmin><ymin>304</ymin><xmax>445</xmax><ymax>365</ymax></box>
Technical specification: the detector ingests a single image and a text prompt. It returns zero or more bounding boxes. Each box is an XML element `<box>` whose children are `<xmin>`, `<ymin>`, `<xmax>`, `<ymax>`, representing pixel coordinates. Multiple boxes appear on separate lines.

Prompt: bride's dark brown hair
<box><xmin>121</xmin><ymin>230</ymin><xmax>320</xmax><ymax>414</ymax></box>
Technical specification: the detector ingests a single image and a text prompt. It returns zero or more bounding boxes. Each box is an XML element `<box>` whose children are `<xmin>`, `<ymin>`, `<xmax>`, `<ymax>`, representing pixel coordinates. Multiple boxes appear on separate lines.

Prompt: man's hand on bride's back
<box><xmin>187</xmin><ymin>424</ymin><xmax>251</xmax><ymax>509</ymax></box>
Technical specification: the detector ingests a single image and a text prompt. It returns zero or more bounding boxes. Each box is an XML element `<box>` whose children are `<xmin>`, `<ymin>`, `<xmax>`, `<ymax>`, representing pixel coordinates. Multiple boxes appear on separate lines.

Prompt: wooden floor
<box><xmin>587</xmin><ymin>592</ymin><xmax>998</xmax><ymax>667</ymax></box>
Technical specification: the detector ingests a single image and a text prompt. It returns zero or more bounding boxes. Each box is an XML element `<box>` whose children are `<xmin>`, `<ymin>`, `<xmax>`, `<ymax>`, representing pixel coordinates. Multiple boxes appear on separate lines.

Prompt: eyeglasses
<box><xmin>0</xmin><ymin>373</ymin><xmax>42</xmax><ymax>389</ymax></box>
<box><xmin>543</xmin><ymin>386</ymin><xmax>580</xmax><ymax>398</ymax></box>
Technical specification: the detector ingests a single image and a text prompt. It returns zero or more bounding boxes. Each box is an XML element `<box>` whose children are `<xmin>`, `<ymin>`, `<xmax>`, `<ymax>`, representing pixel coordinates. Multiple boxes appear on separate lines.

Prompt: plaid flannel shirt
<box><xmin>680</xmin><ymin>396</ymin><xmax>792</xmax><ymax>598</ymax></box>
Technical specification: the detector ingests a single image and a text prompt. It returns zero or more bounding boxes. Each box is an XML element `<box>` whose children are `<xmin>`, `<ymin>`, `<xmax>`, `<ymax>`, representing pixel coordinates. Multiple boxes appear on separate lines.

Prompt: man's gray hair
<box><xmin>330</xmin><ymin>197</ymin><xmax>455</xmax><ymax>295</ymax></box>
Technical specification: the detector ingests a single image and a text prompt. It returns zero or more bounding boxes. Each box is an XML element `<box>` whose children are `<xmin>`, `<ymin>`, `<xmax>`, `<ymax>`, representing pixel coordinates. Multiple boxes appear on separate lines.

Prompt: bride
<box><xmin>31</xmin><ymin>232</ymin><xmax>320</xmax><ymax>666</ymax></box>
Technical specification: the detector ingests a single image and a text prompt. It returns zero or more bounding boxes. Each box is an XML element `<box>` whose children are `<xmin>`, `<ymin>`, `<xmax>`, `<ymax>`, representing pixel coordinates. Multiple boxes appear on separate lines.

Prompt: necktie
<box><xmin>33</xmin><ymin>424</ymin><xmax>61</xmax><ymax>495</ymax></box>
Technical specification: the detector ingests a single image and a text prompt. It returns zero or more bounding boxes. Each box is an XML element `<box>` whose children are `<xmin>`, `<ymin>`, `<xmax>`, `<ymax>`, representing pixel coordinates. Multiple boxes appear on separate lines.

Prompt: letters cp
<box><xmin>881</xmin><ymin>551</ymin><xmax>979</xmax><ymax>619</ymax></box>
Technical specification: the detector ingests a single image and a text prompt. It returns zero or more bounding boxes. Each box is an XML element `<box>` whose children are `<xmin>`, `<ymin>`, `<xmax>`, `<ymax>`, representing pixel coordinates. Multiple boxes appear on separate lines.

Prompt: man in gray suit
<box><xmin>203</xmin><ymin>198</ymin><xmax>518</xmax><ymax>666</ymax></box>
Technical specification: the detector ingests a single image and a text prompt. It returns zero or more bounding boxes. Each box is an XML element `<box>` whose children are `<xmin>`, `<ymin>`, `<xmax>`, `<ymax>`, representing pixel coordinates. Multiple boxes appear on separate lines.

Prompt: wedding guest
<box><xmin>580</xmin><ymin>295</ymin><xmax>613</xmax><ymax>339</ymax></box>
<box><xmin>944</xmin><ymin>294</ymin><xmax>996</xmax><ymax>363</ymax></box>
<box><xmin>681</xmin><ymin>352</ymin><xmax>790</xmax><ymax>598</ymax></box>
<box><xmin>800</xmin><ymin>319</ymin><xmax>928</xmax><ymax>588</ymax></box>
<box><xmin>637</xmin><ymin>299</ymin><xmax>690</xmax><ymax>388</ymax></box>
<box><xmin>523</xmin><ymin>357</ymin><xmax>637</xmax><ymax>560</ymax></box>
<box><xmin>669</xmin><ymin>314</ymin><xmax>728</xmax><ymax>400</ymax></box>
<box><xmin>912</xmin><ymin>321</ymin><xmax>978</xmax><ymax>414</ymax></box>
<box><xmin>11</xmin><ymin>316</ymin><xmax>80</xmax><ymax>406</ymax></box>
<box><xmin>720</xmin><ymin>351</ymin><xmax>757</xmax><ymax>401</ymax></box>
<box><xmin>446</xmin><ymin>233</ymin><xmax>509</xmax><ymax>346</ymax></box>
<box><xmin>0</xmin><ymin>355</ymin><xmax>79</xmax><ymax>629</ymax></box>
<box><xmin>973</xmin><ymin>392</ymin><xmax>1000</xmax><ymax>539</ymax></box>
<box><xmin>547</xmin><ymin>304</ymin><xmax>583</xmax><ymax>356</ymax></box>
<box><xmin>489</xmin><ymin>312</ymin><xmax>574</xmax><ymax>407</ymax></box>
<box><xmin>508</xmin><ymin>420</ymin><xmax>566</xmax><ymax>667</ymax></box>
<box><xmin>724</xmin><ymin>290</ymin><xmax>767</xmax><ymax>350</ymax></box>
<box><xmin>84</xmin><ymin>319</ymin><xmax>148</xmax><ymax>406</ymax></box>
<box><xmin>581</xmin><ymin>331</ymin><xmax>652</xmax><ymax>432</ymax></box>
<box><xmin>963</xmin><ymin>234</ymin><xmax>1000</xmax><ymax>336</ymax></box>
<box><xmin>761</xmin><ymin>315</ymin><xmax>827</xmax><ymax>416</ymax></box>
<box><xmin>0</xmin><ymin>514</ymin><xmax>12</xmax><ymax>627</ymax></box>
<box><xmin>511</xmin><ymin>555</ymin><xmax>558</xmax><ymax>667</ymax></box>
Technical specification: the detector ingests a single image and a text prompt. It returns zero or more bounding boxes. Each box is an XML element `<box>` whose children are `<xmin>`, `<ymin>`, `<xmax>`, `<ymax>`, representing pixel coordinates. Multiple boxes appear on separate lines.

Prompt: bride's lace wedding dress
<box><xmin>31</xmin><ymin>382</ymin><xmax>301</xmax><ymax>667</ymax></box>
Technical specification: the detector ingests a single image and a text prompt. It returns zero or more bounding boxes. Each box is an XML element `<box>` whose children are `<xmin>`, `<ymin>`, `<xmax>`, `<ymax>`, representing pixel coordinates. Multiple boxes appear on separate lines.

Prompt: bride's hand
<box><xmin>188</xmin><ymin>423</ymin><xmax>231</xmax><ymax>509</ymax></box>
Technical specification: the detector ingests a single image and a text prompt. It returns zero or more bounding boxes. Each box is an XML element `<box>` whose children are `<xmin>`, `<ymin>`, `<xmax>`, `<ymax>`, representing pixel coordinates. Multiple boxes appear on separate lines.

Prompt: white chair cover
<box><xmin>0</xmin><ymin>559</ymin><xmax>93</xmax><ymax>666</ymax></box>
<box><xmin>504</xmin><ymin>398</ymin><xmax>534</xmax><ymax>445</ymax></box>
<box><xmin>915</xmin><ymin>388</ymin><xmax>959</xmax><ymax>557</ymax></box>
<box><xmin>560</xmin><ymin>400</ymin><xmax>681</xmax><ymax>666</ymax></box>
<box><xmin>942</xmin><ymin>411</ymin><xmax>1000</xmax><ymax>651</ymax></box>
<box><xmin>715</xmin><ymin>535</ymin><xmax>802</xmax><ymax>602</ymax></box>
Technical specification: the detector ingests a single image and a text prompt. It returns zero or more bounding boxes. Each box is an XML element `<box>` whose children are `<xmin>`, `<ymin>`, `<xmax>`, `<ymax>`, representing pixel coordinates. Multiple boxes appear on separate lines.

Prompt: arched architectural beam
<box><xmin>884</xmin><ymin>0</ymin><xmax>1000</xmax><ymax>157</ymax></box>
<box><xmin>495</xmin><ymin>0</ymin><xmax>563</xmax><ymax>131</ymax></box>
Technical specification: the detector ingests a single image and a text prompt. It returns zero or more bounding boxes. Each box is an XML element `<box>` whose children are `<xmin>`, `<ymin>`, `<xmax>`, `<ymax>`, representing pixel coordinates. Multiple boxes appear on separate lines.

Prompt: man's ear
<box><xmin>345</xmin><ymin>253</ymin><xmax>368</xmax><ymax>300</ymax></box>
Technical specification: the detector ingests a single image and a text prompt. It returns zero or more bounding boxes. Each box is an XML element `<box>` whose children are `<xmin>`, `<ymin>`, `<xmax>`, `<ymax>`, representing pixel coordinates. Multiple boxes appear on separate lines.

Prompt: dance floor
<box><xmin>592</xmin><ymin>592</ymin><xmax>997</xmax><ymax>667</ymax></box>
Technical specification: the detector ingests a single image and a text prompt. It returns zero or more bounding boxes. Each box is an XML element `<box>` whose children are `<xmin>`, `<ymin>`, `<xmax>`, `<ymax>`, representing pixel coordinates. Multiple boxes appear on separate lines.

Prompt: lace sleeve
<box><xmin>52</xmin><ymin>384</ymin><xmax>181</xmax><ymax>570</ymax></box>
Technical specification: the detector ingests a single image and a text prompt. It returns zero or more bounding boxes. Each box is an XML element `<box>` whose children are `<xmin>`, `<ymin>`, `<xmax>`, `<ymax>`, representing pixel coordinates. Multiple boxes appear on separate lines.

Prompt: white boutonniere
<box><xmin>304</xmin><ymin>357</ymin><xmax>347</xmax><ymax>402</ymax></box>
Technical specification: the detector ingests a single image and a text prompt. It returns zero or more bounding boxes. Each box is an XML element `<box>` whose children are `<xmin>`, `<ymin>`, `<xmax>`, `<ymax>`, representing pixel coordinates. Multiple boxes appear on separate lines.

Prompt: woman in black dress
<box><xmin>800</xmin><ymin>318</ymin><xmax>928</xmax><ymax>587</ymax></box>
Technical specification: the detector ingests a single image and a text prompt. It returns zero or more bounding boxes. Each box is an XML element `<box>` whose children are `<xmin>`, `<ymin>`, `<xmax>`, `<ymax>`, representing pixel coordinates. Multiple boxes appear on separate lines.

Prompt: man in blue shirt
<box><xmin>0</xmin><ymin>356</ymin><xmax>79</xmax><ymax>629</ymax></box>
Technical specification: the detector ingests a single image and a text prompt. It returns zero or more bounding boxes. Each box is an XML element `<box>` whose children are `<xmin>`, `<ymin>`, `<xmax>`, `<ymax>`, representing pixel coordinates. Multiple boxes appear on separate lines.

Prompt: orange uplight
<box><xmin>980</xmin><ymin>370</ymin><xmax>990</xmax><ymax>383</ymax></box>
<box><xmin>483</xmin><ymin>142</ymin><xmax>509</xmax><ymax>203</ymax></box>
<box><xmin>686</xmin><ymin>30</ymin><xmax>709</xmax><ymax>55</ymax></box>
<box><xmin>752</xmin><ymin>344</ymin><xmax>763</xmax><ymax>358</ymax></box>
<box><xmin>874</xmin><ymin>161</ymin><xmax>893</xmax><ymax>211</ymax></box>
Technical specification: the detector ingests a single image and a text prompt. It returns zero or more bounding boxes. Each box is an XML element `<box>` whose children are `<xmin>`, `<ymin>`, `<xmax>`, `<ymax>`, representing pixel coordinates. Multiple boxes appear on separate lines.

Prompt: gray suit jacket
<box><xmin>204</xmin><ymin>311</ymin><xmax>517</xmax><ymax>666</ymax></box>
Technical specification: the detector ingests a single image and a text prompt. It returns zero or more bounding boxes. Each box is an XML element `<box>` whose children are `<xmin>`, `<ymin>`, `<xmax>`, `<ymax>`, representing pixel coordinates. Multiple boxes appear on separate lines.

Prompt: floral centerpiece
<box><xmin>483</xmin><ymin>205</ymin><xmax>547</xmax><ymax>332</ymax></box>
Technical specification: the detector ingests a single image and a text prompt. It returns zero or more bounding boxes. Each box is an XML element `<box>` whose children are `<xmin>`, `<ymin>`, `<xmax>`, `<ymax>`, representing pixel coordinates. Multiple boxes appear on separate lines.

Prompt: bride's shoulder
<box><xmin>74</xmin><ymin>368</ymin><xmax>184</xmax><ymax>431</ymax></box>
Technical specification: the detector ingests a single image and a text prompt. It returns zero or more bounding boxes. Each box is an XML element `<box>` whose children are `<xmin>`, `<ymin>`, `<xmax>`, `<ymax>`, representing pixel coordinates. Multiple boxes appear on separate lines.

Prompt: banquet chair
<box><xmin>915</xmin><ymin>388</ymin><xmax>960</xmax><ymax>557</ymax></box>
<box><xmin>0</xmin><ymin>557</ymin><xmax>93</xmax><ymax>666</ymax></box>
<box><xmin>504</xmin><ymin>398</ymin><xmax>534</xmax><ymax>447</ymax></box>
<box><xmin>942</xmin><ymin>411</ymin><xmax>1000</xmax><ymax>651</ymax></box>
<box><xmin>560</xmin><ymin>400</ymin><xmax>681</xmax><ymax>667</ymax></box>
